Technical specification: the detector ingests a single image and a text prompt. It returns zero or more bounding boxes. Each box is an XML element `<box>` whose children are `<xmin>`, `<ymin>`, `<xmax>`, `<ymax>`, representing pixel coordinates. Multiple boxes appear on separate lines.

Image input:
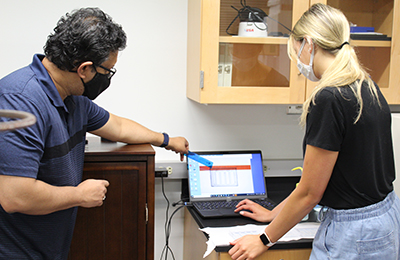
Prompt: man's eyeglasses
<box><xmin>98</xmin><ymin>65</ymin><xmax>117</xmax><ymax>79</ymax></box>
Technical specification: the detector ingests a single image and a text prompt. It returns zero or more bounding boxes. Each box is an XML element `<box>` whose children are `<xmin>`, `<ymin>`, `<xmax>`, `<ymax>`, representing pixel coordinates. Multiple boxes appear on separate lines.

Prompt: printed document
<box><xmin>200</xmin><ymin>222</ymin><xmax>320</xmax><ymax>258</ymax></box>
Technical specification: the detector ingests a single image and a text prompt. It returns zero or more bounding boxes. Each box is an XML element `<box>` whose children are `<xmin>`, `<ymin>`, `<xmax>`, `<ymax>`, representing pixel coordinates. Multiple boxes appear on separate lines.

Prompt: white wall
<box><xmin>0</xmin><ymin>1</ymin><xmax>305</xmax><ymax>259</ymax></box>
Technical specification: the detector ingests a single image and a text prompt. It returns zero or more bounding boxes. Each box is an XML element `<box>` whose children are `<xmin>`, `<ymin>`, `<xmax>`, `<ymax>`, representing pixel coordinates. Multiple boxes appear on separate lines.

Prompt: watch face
<box><xmin>260</xmin><ymin>233</ymin><xmax>269</xmax><ymax>246</ymax></box>
<box><xmin>260</xmin><ymin>233</ymin><xmax>275</xmax><ymax>247</ymax></box>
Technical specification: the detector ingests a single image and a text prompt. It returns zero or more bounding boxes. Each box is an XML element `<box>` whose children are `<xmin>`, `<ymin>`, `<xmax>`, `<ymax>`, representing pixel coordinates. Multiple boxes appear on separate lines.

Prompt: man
<box><xmin>0</xmin><ymin>7</ymin><xmax>189</xmax><ymax>259</ymax></box>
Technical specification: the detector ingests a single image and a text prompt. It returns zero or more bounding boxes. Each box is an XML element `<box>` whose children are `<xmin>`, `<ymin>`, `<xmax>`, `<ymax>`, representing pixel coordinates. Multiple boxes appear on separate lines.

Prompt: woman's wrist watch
<box><xmin>259</xmin><ymin>231</ymin><xmax>276</xmax><ymax>247</ymax></box>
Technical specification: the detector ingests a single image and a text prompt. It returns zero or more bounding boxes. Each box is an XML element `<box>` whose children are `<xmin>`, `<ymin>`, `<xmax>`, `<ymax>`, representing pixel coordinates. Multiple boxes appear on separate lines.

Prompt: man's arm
<box><xmin>90</xmin><ymin>113</ymin><xmax>189</xmax><ymax>159</ymax></box>
<box><xmin>0</xmin><ymin>175</ymin><xmax>108</xmax><ymax>215</ymax></box>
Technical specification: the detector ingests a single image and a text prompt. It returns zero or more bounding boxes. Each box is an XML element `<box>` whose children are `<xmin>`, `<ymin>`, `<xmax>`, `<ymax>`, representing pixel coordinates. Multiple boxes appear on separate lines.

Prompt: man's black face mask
<box><xmin>70</xmin><ymin>64</ymin><xmax>115</xmax><ymax>100</ymax></box>
<box><xmin>82</xmin><ymin>71</ymin><xmax>111</xmax><ymax>100</ymax></box>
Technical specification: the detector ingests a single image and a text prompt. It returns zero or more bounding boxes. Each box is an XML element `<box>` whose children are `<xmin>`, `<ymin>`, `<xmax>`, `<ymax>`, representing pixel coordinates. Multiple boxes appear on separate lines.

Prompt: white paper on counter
<box><xmin>200</xmin><ymin>222</ymin><xmax>320</xmax><ymax>258</ymax></box>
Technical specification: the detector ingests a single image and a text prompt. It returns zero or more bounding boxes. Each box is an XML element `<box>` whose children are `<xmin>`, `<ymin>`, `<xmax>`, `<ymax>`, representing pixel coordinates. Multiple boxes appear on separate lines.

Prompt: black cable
<box><xmin>172</xmin><ymin>199</ymin><xmax>183</xmax><ymax>207</ymax></box>
<box><xmin>159</xmin><ymin>176</ymin><xmax>173</xmax><ymax>260</ymax></box>
<box><xmin>165</xmin><ymin>206</ymin><xmax>184</xmax><ymax>260</ymax></box>
<box><xmin>249</xmin><ymin>10</ymin><xmax>268</xmax><ymax>32</ymax></box>
<box><xmin>160</xmin><ymin>176</ymin><xmax>170</xmax><ymax>241</ymax></box>
<box><xmin>226</xmin><ymin>11</ymin><xmax>240</xmax><ymax>35</ymax></box>
<box><xmin>159</xmin><ymin>177</ymin><xmax>188</xmax><ymax>260</ymax></box>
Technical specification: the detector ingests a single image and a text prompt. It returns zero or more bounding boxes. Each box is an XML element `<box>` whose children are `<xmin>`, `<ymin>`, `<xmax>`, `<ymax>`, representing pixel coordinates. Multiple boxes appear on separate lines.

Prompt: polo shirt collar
<box><xmin>30</xmin><ymin>54</ymin><xmax>67</xmax><ymax>110</ymax></box>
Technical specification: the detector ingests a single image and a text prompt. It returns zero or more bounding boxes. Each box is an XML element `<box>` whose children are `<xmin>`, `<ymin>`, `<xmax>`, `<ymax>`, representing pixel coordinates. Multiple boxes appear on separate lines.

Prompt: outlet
<box><xmin>154</xmin><ymin>162</ymin><xmax>186</xmax><ymax>179</ymax></box>
<box><xmin>286</xmin><ymin>105</ymin><xmax>303</xmax><ymax>115</ymax></box>
<box><xmin>263</xmin><ymin>165</ymin><xmax>268</xmax><ymax>172</ymax></box>
<box><xmin>166</xmin><ymin>166</ymin><xmax>173</xmax><ymax>175</ymax></box>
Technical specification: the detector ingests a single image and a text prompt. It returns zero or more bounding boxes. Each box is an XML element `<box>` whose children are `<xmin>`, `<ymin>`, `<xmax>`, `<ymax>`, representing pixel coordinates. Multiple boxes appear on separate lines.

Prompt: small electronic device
<box><xmin>238</xmin><ymin>20</ymin><xmax>268</xmax><ymax>37</ymax></box>
<box><xmin>226</xmin><ymin>1</ymin><xmax>268</xmax><ymax>37</ymax></box>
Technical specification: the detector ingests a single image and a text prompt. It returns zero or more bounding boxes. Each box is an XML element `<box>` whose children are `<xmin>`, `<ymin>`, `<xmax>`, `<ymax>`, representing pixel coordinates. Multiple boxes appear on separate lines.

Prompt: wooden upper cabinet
<box><xmin>308</xmin><ymin>0</ymin><xmax>400</xmax><ymax>104</ymax></box>
<box><xmin>187</xmin><ymin>0</ymin><xmax>309</xmax><ymax>104</ymax></box>
<box><xmin>187</xmin><ymin>0</ymin><xmax>400</xmax><ymax>104</ymax></box>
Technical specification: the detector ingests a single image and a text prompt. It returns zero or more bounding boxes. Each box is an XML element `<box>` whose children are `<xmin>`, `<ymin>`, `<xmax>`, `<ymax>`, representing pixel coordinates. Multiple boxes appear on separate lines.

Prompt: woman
<box><xmin>228</xmin><ymin>3</ymin><xmax>400</xmax><ymax>260</ymax></box>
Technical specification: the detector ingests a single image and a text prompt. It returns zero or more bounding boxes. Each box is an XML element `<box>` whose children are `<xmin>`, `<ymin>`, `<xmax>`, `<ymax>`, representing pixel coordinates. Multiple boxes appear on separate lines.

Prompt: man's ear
<box><xmin>76</xmin><ymin>61</ymin><xmax>94</xmax><ymax>79</ymax></box>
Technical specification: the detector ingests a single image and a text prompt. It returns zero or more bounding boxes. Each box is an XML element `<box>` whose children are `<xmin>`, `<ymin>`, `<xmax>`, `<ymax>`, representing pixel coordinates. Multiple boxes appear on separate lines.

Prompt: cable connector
<box><xmin>172</xmin><ymin>200</ymin><xmax>192</xmax><ymax>207</ymax></box>
<box><xmin>155</xmin><ymin>167</ymin><xmax>168</xmax><ymax>178</ymax></box>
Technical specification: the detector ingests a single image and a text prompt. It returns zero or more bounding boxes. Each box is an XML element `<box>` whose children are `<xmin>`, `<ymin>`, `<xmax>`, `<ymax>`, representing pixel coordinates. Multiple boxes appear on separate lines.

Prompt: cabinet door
<box><xmin>308</xmin><ymin>0</ymin><xmax>400</xmax><ymax>104</ymax></box>
<box><xmin>219</xmin><ymin>249</ymin><xmax>311</xmax><ymax>260</ymax></box>
<box><xmin>187</xmin><ymin>0</ymin><xmax>309</xmax><ymax>104</ymax></box>
<box><xmin>68</xmin><ymin>162</ymin><xmax>148</xmax><ymax>260</ymax></box>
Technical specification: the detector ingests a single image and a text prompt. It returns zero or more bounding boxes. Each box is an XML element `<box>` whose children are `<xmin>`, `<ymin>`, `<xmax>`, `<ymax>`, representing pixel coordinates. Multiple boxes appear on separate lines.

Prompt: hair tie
<box><xmin>338</xmin><ymin>42</ymin><xmax>350</xmax><ymax>49</ymax></box>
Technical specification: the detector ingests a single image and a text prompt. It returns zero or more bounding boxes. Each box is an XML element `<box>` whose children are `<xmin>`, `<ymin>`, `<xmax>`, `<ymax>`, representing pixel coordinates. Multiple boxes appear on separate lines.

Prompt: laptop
<box><xmin>187</xmin><ymin>150</ymin><xmax>276</xmax><ymax>218</ymax></box>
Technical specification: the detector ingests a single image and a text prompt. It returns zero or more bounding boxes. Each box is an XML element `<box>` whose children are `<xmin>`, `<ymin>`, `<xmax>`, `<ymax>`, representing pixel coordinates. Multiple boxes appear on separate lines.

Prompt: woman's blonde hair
<box><xmin>287</xmin><ymin>3</ymin><xmax>379</xmax><ymax>126</ymax></box>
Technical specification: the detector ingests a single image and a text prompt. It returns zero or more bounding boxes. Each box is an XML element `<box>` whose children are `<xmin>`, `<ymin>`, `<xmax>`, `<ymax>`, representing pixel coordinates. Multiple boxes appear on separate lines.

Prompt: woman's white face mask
<box><xmin>297</xmin><ymin>39</ymin><xmax>319</xmax><ymax>82</ymax></box>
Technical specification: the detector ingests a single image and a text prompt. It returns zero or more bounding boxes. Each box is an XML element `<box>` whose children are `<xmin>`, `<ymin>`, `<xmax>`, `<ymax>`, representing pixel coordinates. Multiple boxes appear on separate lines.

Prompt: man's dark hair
<box><xmin>44</xmin><ymin>7</ymin><xmax>127</xmax><ymax>71</ymax></box>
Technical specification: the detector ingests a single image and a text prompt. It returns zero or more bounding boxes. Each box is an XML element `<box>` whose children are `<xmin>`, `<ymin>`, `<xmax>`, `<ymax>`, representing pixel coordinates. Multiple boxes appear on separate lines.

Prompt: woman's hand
<box><xmin>235</xmin><ymin>199</ymin><xmax>276</xmax><ymax>223</ymax></box>
<box><xmin>228</xmin><ymin>234</ymin><xmax>268</xmax><ymax>260</ymax></box>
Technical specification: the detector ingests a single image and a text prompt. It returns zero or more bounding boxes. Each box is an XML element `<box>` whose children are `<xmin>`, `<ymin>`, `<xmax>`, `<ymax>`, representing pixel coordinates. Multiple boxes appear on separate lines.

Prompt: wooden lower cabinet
<box><xmin>217</xmin><ymin>249</ymin><xmax>311</xmax><ymax>260</ymax></box>
<box><xmin>68</xmin><ymin>139</ymin><xmax>155</xmax><ymax>260</ymax></box>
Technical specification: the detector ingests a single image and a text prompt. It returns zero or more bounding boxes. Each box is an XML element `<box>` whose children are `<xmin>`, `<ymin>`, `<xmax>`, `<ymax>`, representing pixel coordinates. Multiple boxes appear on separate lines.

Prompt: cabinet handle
<box><xmin>145</xmin><ymin>203</ymin><xmax>148</xmax><ymax>224</ymax></box>
<box><xmin>200</xmin><ymin>70</ymin><xmax>204</xmax><ymax>89</ymax></box>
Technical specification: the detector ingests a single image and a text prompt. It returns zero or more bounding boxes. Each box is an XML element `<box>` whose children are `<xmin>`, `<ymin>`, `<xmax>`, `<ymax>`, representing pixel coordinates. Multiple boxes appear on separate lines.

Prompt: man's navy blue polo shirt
<box><xmin>0</xmin><ymin>54</ymin><xmax>109</xmax><ymax>259</ymax></box>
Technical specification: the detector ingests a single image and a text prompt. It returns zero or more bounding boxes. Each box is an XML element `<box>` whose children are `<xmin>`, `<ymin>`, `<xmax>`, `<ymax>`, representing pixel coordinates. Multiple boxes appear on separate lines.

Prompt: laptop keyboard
<box><xmin>193</xmin><ymin>198</ymin><xmax>275</xmax><ymax>211</ymax></box>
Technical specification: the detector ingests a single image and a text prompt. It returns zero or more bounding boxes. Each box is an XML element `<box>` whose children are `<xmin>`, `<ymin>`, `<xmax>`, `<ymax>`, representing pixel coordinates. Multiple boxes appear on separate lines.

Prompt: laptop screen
<box><xmin>187</xmin><ymin>151</ymin><xmax>267</xmax><ymax>201</ymax></box>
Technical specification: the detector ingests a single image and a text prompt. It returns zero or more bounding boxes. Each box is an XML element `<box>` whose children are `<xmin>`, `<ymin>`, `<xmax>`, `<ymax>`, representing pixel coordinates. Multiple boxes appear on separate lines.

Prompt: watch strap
<box><xmin>259</xmin><ymin>232</ymin><xmax>275</xmax><ymax>247</ymax></box>
<box><xmin>160</xmin><ymin>133</ymin><xmax>169</xmax><ymax>147</ymax></box>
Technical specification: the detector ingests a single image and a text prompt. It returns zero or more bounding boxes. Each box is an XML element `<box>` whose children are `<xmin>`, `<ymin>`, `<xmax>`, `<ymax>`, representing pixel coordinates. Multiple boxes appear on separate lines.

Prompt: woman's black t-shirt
<box><xmin>303</xmin><ymin>81</ymin><xmax>395</xmax><ymax>209</ymax></box>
